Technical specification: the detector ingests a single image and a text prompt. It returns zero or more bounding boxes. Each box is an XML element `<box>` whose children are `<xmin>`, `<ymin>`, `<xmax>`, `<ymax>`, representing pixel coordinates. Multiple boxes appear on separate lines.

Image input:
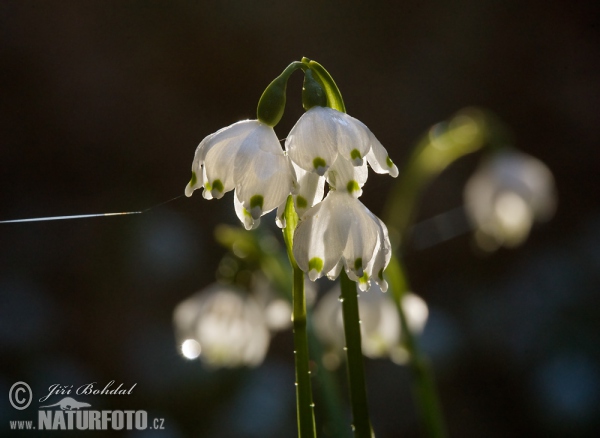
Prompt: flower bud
<box><xmin>256</xmin><ymin>62</ymin><xmax>302</xmax><ymax>127</ymax></box>
<box><xmin>302</xmin><ymin>69</ymin><xmax>327</xmax><ymax>110</ymax></box>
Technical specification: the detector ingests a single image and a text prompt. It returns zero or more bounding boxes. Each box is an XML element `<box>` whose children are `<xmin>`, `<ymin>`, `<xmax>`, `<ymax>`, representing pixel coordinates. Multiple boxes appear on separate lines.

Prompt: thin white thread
<box><xmin>0</xmin><ymin>195</ymin><xmax>184</xmax><ymax>224</ymax></box>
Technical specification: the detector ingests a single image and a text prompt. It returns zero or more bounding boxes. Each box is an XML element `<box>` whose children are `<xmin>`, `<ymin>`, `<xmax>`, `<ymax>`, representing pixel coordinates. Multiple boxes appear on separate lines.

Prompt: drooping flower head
<box><xmin>293</xmin><ymin>190</ymin><xmax>391</xmax><ymax>291</ymax></box>
<box><xmin>185</xmin><ymin>120</ymin><xmax>296</xmax><ymax>230</ymax></box>
<box><xmin>286</xmin><ymin>106</ymin><xmax>399</xmax><ymax>179</ymax></box>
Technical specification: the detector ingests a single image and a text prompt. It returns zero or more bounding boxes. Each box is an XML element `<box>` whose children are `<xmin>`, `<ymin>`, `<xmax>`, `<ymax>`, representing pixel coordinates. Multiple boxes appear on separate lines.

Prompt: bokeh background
<box><xmin>1</xmin><ymin>1</ymin><xmax>599</xmax><ymax>437</ymax></box>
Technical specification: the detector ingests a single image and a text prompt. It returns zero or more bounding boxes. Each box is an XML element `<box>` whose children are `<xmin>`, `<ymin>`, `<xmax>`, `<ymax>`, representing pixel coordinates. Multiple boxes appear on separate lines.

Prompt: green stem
<box><xmin>307</xmin><ymin>316</ymin><xmax>351</xmax><ymax>438</ymax></box>
<box><xmin>387</xmin><ymin>256</ymin><xmax>446</xmax><ymax>438</ymax></box>
<box><xmin>283</xmin><ymin>196</ymin><xmax>316</xmax><ymax>438</ymax></box>
<box><xmin>340</xmin><ymin>271</ymin><xmax>374</xmax><ymax>438</ymax></box>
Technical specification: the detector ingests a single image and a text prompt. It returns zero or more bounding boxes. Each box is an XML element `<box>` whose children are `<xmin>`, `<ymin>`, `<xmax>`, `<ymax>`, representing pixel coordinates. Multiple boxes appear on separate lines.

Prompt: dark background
<box><xmin>1</xmin><ymin>1</ymin><xmax>599</xmax><ymax>437</ymax></box>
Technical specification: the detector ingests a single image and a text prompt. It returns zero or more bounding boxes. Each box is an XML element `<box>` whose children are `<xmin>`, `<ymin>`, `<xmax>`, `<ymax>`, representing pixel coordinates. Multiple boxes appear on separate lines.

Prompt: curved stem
<box><xmin>340</xmin><ymin>271</ymin><xmax>374</xmax><ymax>438</ymax></box>
<box><xmin>283</xmin><ymin>196</ymin><xmax>317</xmax><ymax>438</ymax></box>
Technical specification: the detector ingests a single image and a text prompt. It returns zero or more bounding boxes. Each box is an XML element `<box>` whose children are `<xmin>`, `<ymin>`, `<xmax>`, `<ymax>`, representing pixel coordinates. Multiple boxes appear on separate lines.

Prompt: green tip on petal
<box><xmin>308</xmin><ymin>257</ymin><xmax>324</xmax><ymax>273</ymax></box>
<box><xmin>354</xmin><ymin>258</ymin><xmax>363</xmax><ymax>271</ymax></box>
<box><xmin>189</xmin><ymin>171</ymin><xmax>198</xmax><ymax>187</ymax></box>
<box><xmin>249</xmin><ymin>195</ymin><xmax>264</xmax><ymax>220</ymax></box>
<box><xmin>386</xmin><ymin>156</ymin><xmax>394</xmax><ymax>168</ymax></box>
<box><xmin>296</xmin><ymin>195</ymin><xmax>308</xmax><ymax>209</ymax></box>
<box><xmin>359</xmin><ymin>272</ymin><xmax>369</xmax><ymax>284</ymax></box>
<box><xmin>350</xmin><ymin>148</ymin><xmax>363</xmax><ymax>165</ymax></box>
<box><xmin>378</xmin><ymin>268</ymin><xmax>384</xmax><ymax>280</ymax></box>
<box><xmin>313</xmin><ymin>157</ymin><xmax>327</xmax><ymax>175</ymax></box>
<box><xmin>212</xmin><ymin>179</ymin><xmax>224</xmax><ymax>193</ymax></box>
<box><xmin>250</xmin><ymin>195</ymin><xmax>264</xmax><ymax>210</ymax></box>
<box><xmin>347</xmin><ymin>180</ymin><xmax>360</xmax><ymax>194</ymax></box>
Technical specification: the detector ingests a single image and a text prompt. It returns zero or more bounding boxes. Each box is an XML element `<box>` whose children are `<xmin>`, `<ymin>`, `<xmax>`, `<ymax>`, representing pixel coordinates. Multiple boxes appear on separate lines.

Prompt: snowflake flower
<box><xmin>185</xmin><ymin>120</ymin><xmax>297</xmax><ymax>230</ymax></box>
<box><xmin>292</xmin><ymin>190</ymin><xmax>391</xmax><ymax>291</ymax></box>
<box><xmin>285</xmin><ymin>106</ymin><xmax>399</xmax><ymax>178</ymax></box>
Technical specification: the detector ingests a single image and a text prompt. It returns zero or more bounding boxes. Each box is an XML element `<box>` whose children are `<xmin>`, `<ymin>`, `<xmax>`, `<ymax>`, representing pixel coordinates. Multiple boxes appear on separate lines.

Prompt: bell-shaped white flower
<box><xmin>293</xmin><ymin>190</ymin><xmax>391</xmax><ymax>291</ymax></box>
<box><xmin>464</xmin><ymin>150</ymin><xmax>556</xmax><ymax>249</ymax></box>
<box><xmin>173</xmin><ymin>284</ymin><xmax>271</xmax><ymax>368</ymax></box>
<box><xmin>289</xmin><ymin>161</ymin><xmax>326</xmax><ymax>218</ymax></box>
<box><xmin>313</xmin><ymin>284</ymin><xmax>429</xmax><ymax>368</ymax></box>
<box><xmin>185</xmin><ymin>120</ymin><xmax>297</xmax><ymax>230</ymax></box>
<box><xmin>285</xmin><ymin>106</ymin><xmax>399</xmax><ymax>178</ymax></box>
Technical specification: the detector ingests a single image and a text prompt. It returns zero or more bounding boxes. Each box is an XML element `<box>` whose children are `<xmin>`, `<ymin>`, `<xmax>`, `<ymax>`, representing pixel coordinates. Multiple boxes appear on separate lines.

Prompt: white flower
<box><xmin>313</xmin><ymin>284</ymin><xmax>429</xmax><ymax>367</ymax></box>
<box><xmin>285</xmin><ymin>106</ymin><xmax>399</xmax><ymax>178</ymax></box>
<box><xmin>464</xmin><ymin>150</ymin><xmax>556</xmax><ymax>249</ymax></box>
<box><xmin>292</xmin><ymin>190</ymin><xmax>391</xmax><ymax>291</ymax></box>
<box><xmin>185</xmin><ymin>120</ymin><xmax>297</xmax><ymax>230</ymax></box>
<box><xmin>173</xmin><ymin>284</ymin><xmax>270</xmax><ymax>368</ymax></box>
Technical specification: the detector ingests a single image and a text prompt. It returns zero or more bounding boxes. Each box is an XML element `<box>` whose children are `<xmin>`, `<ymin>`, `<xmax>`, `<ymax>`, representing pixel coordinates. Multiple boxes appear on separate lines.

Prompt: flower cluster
<box><xmin>185</xmin><ymin>64</ymin><xmax>398</xmax><ymax>288</ymax></box>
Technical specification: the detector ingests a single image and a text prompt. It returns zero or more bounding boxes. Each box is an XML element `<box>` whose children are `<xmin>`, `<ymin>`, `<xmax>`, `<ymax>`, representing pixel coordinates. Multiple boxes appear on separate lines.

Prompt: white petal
<box><xmin>363</xmin><ymin>214</ymin><xmax>391</xmax><ymax>292</ymax></box>
<box><xmin>202</xmin><ymin>120</ymin><xmax>264</xmax><ymax>198</ymax></box>
<box><xmin>329</xmin><ymin>111</ymin><xmax>371</xmax><ymax>165</ymax></box>
<box><xmin>338</xmin><ymin>196</ymin><xmax>380</xmax><ymax>281</ymax></box>
<box><xmin>326</xmin><ymin>260</ymin><xmax>344</xmax><ymax>281</ymax></box>
<box><xmin>365</xmin><ymin>131</ymin><xmax>399</xmax><ymax>177</ymax></box>
<box><xmin>293</xmin><ymin>193</ymin><xmax>350</xmax><ymax>281</ymax></box>
<box><xmin>275</xmin><ymin>198</ymin><xmax>288</xmax><ymax>229</ymax></box>
<box><xmin>234</xmin><ymin>127</ymin><xmax>296</xmax><ymax>219</ymax></box>
<box><xmin>326</xmin><ymin>155</ymin><xmax>368</xmax><ymax>198</ymax></box>
<box><xmin>292</xmin><ymin>161</ymin><xmax>325</xmax><ymax>217</ymax></box>
<box><xmin>286</xmin><ymin>106</ymin><xmax>339</xmax><ymax>175</ymax></box>
<box><xmin>234</xmin><ymin>190</ymin><xmax>260</xmax><ymax>230</ymax></box>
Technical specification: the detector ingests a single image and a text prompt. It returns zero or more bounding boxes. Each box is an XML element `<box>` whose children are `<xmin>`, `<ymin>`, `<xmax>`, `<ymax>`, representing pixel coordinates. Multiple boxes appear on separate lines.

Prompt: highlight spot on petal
<box><xmin>350</xmin><ymin>149</ymin><xmax>363</xmax><ymax>166</ymax></box>
<box><xmin>296</xmin><ymin>196</ymin><xmax>308</xmax><ymax>209</ymax></box>
<box><xmin>313</xmin><ymin>157</ymin><xmax>328</xmax><ymax>176</ymax></box>
<box><xmin>347</xmin><ymin>180</ymin><xmax>360</xmax><ymax>194</ymax></box>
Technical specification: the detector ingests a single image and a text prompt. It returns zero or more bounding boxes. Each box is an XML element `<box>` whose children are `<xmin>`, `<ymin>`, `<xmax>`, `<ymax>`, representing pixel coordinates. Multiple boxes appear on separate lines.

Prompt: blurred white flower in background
<box><xmin>313</xmin><ymin>284</ymin><xmax>429</xmax><ymax>368</ymax></box>
<box><xmin>464</xmin><ymin>150</ymin><xmax>557</xmax><ymax>250</ymax></box>
<box><xmin>173</xmin><ymin>284</ymin><xmax>274</xmax><ymax>368</ymax></box>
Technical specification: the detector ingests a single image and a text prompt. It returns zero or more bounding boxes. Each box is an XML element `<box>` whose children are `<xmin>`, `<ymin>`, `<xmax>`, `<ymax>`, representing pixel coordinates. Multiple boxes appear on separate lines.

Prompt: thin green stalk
<box><xmin>283</xmin><ymin>196</ymin><xmax>317</xmax><ymax>438</ymax></box>
<box><xmin>340</xmin><ymin>271</ymin><xmax>374</xmax><ymax>438</ymax></box>
<box><xmin>307</xmin><ymin>314</ymin><xmax>352</xmax><ymax>438</ymax></box>
<box><xmin>387</xmin><ymin>256</ymin><xmax>446</xmax><ymax>438</ymax></box>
